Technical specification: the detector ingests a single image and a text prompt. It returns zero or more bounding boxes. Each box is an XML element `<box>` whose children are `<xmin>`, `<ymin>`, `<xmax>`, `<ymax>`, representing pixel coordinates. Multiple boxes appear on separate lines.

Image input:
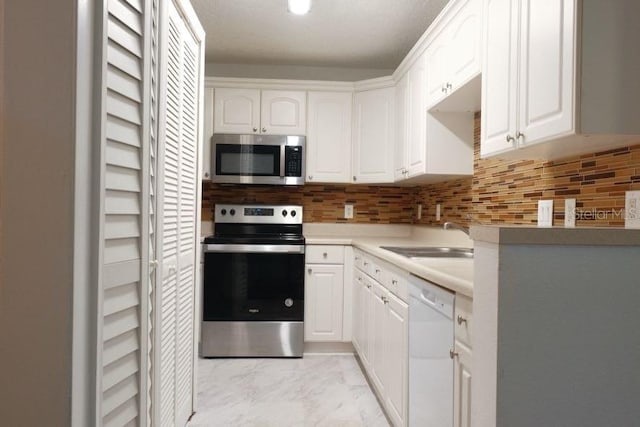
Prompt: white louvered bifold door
<box><xmin>95</xmin><ymin>0</ymin><xmax>156</xmax><ymax>426</ymax></box>
<box><xmin>155</xmin><ymin>0</ymin><xmax>204</xmax><ymax>426</ymax></box>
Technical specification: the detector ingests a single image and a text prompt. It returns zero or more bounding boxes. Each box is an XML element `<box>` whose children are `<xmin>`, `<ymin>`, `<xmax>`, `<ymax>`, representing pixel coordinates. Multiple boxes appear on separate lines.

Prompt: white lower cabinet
<box><xmin>353</xmin><ymin>250</ymin><xmax>408</xmax><ymax>427</ymax></box>
<box><xmin>305</xmin><ymin>245</ymin><xmax>347</xmax><ymax>342</ymax></box>
<box><xmin>453</xmin><ymin>340</ymin><xmax>472</xmax><ymax>427</ymax></box>
<box><xmin>305</xmin><ymin>264</ymin><xmax>344</xmax><ymax>341</ymax></box>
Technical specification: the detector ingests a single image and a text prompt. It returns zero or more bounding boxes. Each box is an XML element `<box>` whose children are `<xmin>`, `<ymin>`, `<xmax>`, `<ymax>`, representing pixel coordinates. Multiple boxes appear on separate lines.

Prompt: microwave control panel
<box><xmin>284</xmin><ymin>146</ymin><xmax>303</xmax><ymax>177</ymax></box>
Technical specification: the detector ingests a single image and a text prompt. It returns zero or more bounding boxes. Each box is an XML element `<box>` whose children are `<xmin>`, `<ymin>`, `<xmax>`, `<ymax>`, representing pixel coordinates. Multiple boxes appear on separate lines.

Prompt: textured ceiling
<box><xmin>190</xmin><ymin>0</ymin><xmax>450</xmax><ymax>69</ymax></box>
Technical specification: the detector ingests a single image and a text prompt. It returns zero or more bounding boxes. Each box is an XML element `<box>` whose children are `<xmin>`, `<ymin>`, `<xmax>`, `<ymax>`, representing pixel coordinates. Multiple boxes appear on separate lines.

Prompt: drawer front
<box><xmin>353</xmin><ymin>249</ymin><xmax>365</xmax><ymax>270</ymax></box>
<box><xmin>385</xmin><ymin>269</ymin><xmax>408</xmax><ymax>303</ymax></box>
<box><xmin>306</xmin><ymin>245</ymin><xmax>345</xmax><ymax>264</ymax></box>
<box><xmin>454</xmin><ymin>294</ymin><xmax>473</xmax><ymax>347</ymax></box>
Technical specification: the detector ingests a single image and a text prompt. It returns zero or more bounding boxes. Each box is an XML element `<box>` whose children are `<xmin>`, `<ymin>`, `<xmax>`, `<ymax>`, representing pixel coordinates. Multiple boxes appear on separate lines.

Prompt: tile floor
<box><xmin>188</xmin><ymin>354</ymin><xmax>391</xmax><ymax>427</ymax></box>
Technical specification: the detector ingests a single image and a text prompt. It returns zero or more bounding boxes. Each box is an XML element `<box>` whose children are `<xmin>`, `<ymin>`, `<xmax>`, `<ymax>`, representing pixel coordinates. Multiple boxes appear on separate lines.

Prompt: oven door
<box><xmin>203</xmin><ymin>244</ymin><xmax>305</xmax><ymax>322</ymax></box>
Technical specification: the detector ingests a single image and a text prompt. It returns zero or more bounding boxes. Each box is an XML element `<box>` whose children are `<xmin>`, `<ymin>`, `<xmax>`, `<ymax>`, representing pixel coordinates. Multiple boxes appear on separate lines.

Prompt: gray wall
<box><xmin>0</xmin><ymin>0</ymin><xmax>76</xmax><ymax>425</ymax></box>
<box><xmin>206</xmin><ymin>62</ymin><xmax>393</xmax><ymax>81</ymax></box>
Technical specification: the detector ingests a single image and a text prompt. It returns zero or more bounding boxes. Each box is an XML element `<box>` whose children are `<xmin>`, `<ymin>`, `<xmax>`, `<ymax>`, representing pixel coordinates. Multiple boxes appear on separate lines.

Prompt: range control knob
<box><xmin>291</xmin><ymin>210</ymin><xmax>297</xmax><ymax>217</ymax></box>
<box><xmin>282</xmin><ymin>210</ymin><xmax>288</xmax><ymax>217</ymax></box>
<box><xmin>229</xmin><ymin>209</ymin><xmax>236</xmax><ymax>216</ymax></box>
<box><xmin>220</xmin><ymin>209</ymin><xmax>227</xmax><ymax>215</ymax></box>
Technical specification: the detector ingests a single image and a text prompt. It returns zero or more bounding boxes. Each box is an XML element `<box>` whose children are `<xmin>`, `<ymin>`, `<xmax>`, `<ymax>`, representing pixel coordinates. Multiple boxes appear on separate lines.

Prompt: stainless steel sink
<box><xmin>380</xmin><ymin>246</ymin><xmax>474</xmax><ymax>259</ymax></box>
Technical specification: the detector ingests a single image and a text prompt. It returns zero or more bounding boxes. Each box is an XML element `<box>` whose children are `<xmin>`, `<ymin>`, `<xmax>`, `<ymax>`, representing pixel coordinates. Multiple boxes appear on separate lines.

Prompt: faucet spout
<box><xmin>443</xmin><ymin>221</ymin><xmax>470</xmax><ymax>236</ymax></box>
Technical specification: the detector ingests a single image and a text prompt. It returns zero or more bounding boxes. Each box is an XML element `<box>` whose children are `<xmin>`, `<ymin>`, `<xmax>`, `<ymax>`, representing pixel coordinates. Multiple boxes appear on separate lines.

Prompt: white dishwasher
<box><xmin>408</xmin><ymin>275</ymin><xmax>454</xmax><ymax>427</ymax></box>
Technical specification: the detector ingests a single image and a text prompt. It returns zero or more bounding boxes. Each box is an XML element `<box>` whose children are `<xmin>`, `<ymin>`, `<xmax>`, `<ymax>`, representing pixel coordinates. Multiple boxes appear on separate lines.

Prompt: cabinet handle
<box><xmin>363</xmin><ymin>261</ymin><xmax>369</xmax><ymax>266</ymax></box>
<box><xmin>446</xmin><ymin>82</ymin><xmax>453</xmax><ymax>90</ymax></box>
<box><xmin>441</xmin><ymin>86</ymin><xmax>447</xmax><ymax>93</ymax></box>
<box><xmin>506</xmin><ymin>134</ymin><xmax>515</xmax><ymax>143</ymax></box>
<box><xmin>357</xmin><ymin>277</ymin><xmax>362</xmax><ymax>282</ymax></box>
<box><xmin>449</xmin><ymin>349</ymin><xmax>459</xmax><ymax>359</ymax></box>
<box><xmin>253</xmin><ymin>127</ymin><xmax>258</xmax><ymax>132</ymax></box>
<box><xmin>307</xmin><ymin>268</ymin><xmax>312</xmax><ymax>274</ymax></box>
<box><xmin>262</xmin><ymin>127</ymin><xmax>267</xmax><ymax>133</ymax></box>
<box><xmin>392</xmin><ymin>279</ymin><xmax>398</xmax><ymax>285</ymax></box>
<box><xmin>366</xmin><ymin>284</ymin><xmax>372</xmax><ymax>289</ymax></box>
<box><xmin>355</xmin><ymin>256</ymin><xmax>360</xmax><ymax>260</ymax></box>
<box><xmin>516</xmin><ymin>131</ymin><xmax>525</xmax><ymax>141</ymax></box>
<box><xmin>457</xmin><ymin>315</ymin><xmax>468</xmax><ymax>325</ymax></box>
<box><xmin>375</xmin><ymin>269</ymin><xmax>381</xmax><ymax>273</ymax></box>
<box><xmin>308</xmin><ymin>175</ymin><xmax>313</xmax><ymax>180</ymax></box>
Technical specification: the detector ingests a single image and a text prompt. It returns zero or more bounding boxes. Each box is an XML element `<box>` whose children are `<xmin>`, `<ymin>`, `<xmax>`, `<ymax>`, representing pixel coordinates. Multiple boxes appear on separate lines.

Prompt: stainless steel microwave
<box><xmin>211</xmin><ymin>134</ymin><xmax>305</xmax><ymax>185</ymax></box>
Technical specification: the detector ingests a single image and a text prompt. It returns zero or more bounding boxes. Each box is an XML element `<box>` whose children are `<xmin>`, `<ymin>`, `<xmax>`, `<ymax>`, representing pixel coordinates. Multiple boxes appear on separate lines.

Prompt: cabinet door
<box><xmin>447</xmin><ymin>0</ymin><xmax>482</xmax><ymax>90</ymax></box>
<box><xmin>517</xmin><ymin>0</ymin><xmax>575</xmax><ymax>145</ymax></box>
<box><xmin>425</xmin><ymin>39</ymin><xmax>448</xmax><ymax>108</ymax></box>
<box><xmin>306</xmin><ymin>91</ymin><xmax>352</xmax><ymax>182</ymax></box>
<box><xmin>359</xmin><ymin>276</ymin><xmax>374</xmax><ymax>369</ymax></box>
<box><xmin>213</xmin><ymin>88</ymin><xmax>260</xmax><ymax>134</ymax></box>
<box><xmin>385</xmin><ymin>293</ymin><xmax>409</xmax><ymax>427</ymax></box>
<box><xmin>305</xmin><ymin>264</ymin><xmax>344</xmax><ymax>342</ymax></box>
<box><xmin>480</xmin><ymin>0</ymin><xmax>520</xmax><ymax>157</ymax></box>
<box><xmin>394</xmin><ymin>74</ymin><xmax>409</xmax><ymax>181</ymax></box>
<box><xmin>352</xmin><ymin>87</ymin><xmax>395</xmax><ymax>183</ymax></box>
<box><xmin>369</xmin><ymin>282</ymin><xmax>388</xmax><ymax>395</ymax></box>
<box><xmin>260</xmin><ymin>90</ymin><xmax>307</xmax><ymax>135</ymax></box>
<box><xmin>352</xmin><ymin>272</ymin><xmax>364</xmax><ymax>353</ymax></box>
<box><xmin>407</xmin><ymin>55</ymin><xmax>428</xmax><ymax>177</ymax></box>
<box><xmin>453</xmin><ymin>340</ymin><xmax>472</xmax><ymax>427</ymax></box>
<box><xmin>202</xmin><ymin>87</ymin><xmax>214</xmax><ymax>180</ymax></box>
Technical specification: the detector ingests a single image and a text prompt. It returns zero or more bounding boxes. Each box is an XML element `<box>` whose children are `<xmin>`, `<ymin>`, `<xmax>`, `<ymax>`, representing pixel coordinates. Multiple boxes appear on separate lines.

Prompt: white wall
<box><xmin>0</xmin><ymin>1</ymin><xmax>77</xmax><ymax>425</ymax></box>
<box><xmin>206</xmin><ymin>62</ymin><xmax>393</xmax><ymax>81</ymax></box>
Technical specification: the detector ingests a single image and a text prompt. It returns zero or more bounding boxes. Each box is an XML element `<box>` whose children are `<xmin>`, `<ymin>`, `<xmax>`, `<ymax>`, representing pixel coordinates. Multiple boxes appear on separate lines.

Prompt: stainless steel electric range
<box><xmin>200</xmin><ymin>204</ymin><xmax>305</xmax><ymax>358</ymax></box>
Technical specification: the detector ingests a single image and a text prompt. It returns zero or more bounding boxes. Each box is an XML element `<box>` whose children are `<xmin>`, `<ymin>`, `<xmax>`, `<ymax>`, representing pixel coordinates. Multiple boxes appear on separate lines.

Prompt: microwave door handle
<box><xmin>279</xmin><ymin>147</ymin><xmax>285</xmax><ymax>178</ymax></box>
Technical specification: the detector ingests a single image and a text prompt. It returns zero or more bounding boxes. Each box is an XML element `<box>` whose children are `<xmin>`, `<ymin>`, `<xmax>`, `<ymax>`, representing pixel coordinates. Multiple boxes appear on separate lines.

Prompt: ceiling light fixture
<box><xmin>288</xmin><ymin>0</ymin><xmax>311</xmax><ymax>15</ymax></box>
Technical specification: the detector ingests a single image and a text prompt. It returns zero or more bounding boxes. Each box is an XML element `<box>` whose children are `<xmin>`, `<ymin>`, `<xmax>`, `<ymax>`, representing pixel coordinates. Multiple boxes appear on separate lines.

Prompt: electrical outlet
<box><xmin>344</xmin><ymin>204</ymin><xmax>354</xmax><ymax>219</ymax></box>
<box><xmin>564</xmin><ymin>199</ymin><xmax>576</xmax><ymax>228</ymax></box>
<box><xmin>537</xmin><ymin>200</ymin><xmax>554</xmax><ymax>227</ymax></box>
<box><xmin>436</xmin><ymin>204</ymin><xmax>441</xmax><ymax>221</ymax></box>
<box><xmin>417</xmin><ymin>204</ymin><xmax>422</xmax><ymax>220</ymax></box>
<box><xmin>625</xmin><ymin>191</ymin><xmax>640</xmax><ymax>229</ymax></box>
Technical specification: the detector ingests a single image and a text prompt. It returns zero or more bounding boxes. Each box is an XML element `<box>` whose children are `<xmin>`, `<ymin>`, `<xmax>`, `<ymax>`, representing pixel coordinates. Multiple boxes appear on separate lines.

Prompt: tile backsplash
<box><xmin>203</xmin><ymin>113</ymin><xmax>640</xmax><ymax>227</ymax></box>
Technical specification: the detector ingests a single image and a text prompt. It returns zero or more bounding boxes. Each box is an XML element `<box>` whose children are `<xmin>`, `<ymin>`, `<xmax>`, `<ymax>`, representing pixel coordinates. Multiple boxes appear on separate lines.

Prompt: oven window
<box><xmin>216</xmin><ymin>144</ymin><xmax>280</xmax><ymax>176</ymax></box>
<box><xmin>203</xmin><ymin>252</ymin><xmax>304</xmax><ymax>321</ymax></box>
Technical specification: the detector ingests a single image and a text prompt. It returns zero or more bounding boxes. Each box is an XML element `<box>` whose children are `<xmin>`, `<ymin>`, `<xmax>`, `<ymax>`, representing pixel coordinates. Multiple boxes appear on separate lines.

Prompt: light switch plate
<box><xmin>344</xmin><ymin>204</ymin><xmax>354</xmax><ymax>219</ymax></box>
<box><xmin>625</xmin><ymin>191</ymin><xmax>640</xmax><ymax>229</ymax></box>
<box><xmin>436</xmin><ymin>204</ymin><xmax>441</xmax><ymax>221</ymax></box>
<box><xmin>537</xmin><ymin>200</ymin><xmax>554</xmax><ymax>227</ymax></box>
<box><xmin>564</xmin><ymin>199</ymin><xmax>576</xmax><ymax>228</ymax></box>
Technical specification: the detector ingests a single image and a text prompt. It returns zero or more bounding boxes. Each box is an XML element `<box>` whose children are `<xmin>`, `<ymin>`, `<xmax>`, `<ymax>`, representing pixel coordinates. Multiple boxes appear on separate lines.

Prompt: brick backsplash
<box><xmin>202</xmin><ymin>113</ymin><xmax>640</xmax><ymax>227</ymax></box>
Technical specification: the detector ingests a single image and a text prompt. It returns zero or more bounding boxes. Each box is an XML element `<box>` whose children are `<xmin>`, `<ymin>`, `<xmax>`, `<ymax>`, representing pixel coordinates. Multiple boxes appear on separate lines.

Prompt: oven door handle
<box><xmin>204</xmin><ymin>244</ymin><xmax>305</xmax><ymax>254</ymax></box>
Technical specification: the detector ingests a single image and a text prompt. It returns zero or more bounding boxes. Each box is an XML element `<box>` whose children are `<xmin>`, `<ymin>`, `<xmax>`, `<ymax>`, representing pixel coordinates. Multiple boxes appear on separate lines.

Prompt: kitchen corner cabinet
<box><xmin>352</xmin><ymin>87</ymin><xmax>395</xmax><ymax>184</ymax></box>
<box><xmin>213</xmin><ymin>88</ymin><xmax>306</xmax><ymax>135</ymax></box>
<box><xmin>306</xmin><ymin>91</ymin><xmax>353</xmax><ymax>183</ymax></box>
<box><xmin>425</xmin><ymin>0</ymin><xmax>481</xmax><ymax>110</ymax></box>
<box><xmin>481</xmin><ymin>0</ymin><xmax>640</xmax><ymax>160</ymax></box>
<box><xmin>304</xmin><ymin>245</ymin><xmax>345</xmax><ymax>342</ymax></box>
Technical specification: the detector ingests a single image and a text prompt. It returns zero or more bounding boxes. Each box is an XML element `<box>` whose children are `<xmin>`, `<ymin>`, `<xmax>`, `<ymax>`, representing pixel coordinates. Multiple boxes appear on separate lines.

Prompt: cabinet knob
<box><xmin>449</xmin><ymin>349</ymin><xmax>459</xmax><ymax>359</ymax></box>
<box><xmin>353</xmin><ymin>176</ymin><xmax>357</xmax><ymax>182</ymax></box>
<box><xmin>253</xmin><ymin>127</ymin><xmax>258</xmax><ymax>132</ymax></box>
<box><xmin>363</xmin><ymin>261</ymin><xmax>369</xmax><ymax>266</ymax></box>
<box><xmin>308</xmin><ymin>175</ymin><xmax>313</xmax><ymax>180</ymax></box>
<box><xmin>392</xmin><ymin>279</ymin><xmax>398</xmax><ymax>285</ymax></box>
<box><xmin>441</xmin><ymin>86</ymin><xmax>447</xmax><ymax>93</ymax></box>
<box><xmin>506</xmin><ymin>134</ymin><xmax>515</xmax><ymax>143</ymax></box>
<box><xmin>516</xmin><ymin>131</ymin><xmax>525</xmax><ymax>141</ymax></box>
<box><xmin>457</xmin><ymin>315</ymin><xmax>468</xmax><ymax>325</ymax></box>
<box><xmin>204</xmin><ymin>172</ymin><xmax>209</xmax><ymax>178</ymax></box>
<box><xmin>307</xmin><ymin>268</ymin><xmax>312</xmax><ymax>274</ymax></box>
<box><xmin>323</xmin><ymin>252</ymin><xmax>328</xmax><ymax>258</ymax></box>
<box><xmin>375</xmin><ymin>268</ymin><xmax>381</xmax><ymax>273</ymax></box>
<box><xmin>366</xmin><ymin>284</ymin><xmax>372</xmax><ymax>289</ymax></box>
<box><xmin>262</xmin><ymin>127</ymin><xmax>267</xmax><ymax>133</ymax></box>
<box><xmin>446</xmin><ymin>82</ymin><xmax>453</xmax><ymax>90</ymax></box>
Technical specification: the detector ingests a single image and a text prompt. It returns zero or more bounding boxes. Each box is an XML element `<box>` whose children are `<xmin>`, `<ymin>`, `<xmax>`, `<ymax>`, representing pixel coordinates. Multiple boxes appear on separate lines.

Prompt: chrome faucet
<box><xmin>443</xmin><ymin>222</ymin><xmax>470</xmax><ymax>236</ymax></box>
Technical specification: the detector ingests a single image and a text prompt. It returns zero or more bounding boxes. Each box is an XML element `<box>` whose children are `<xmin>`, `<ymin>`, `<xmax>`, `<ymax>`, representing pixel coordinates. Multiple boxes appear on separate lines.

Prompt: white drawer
<box><xmin>454</xmin><ymin>294</ymin><xmax>473</xmax><ymax>348</ymax></box>
<box><xmin>384</xmin><ymin>269</ymin><xmax>408</xmax><ymax>303</ymax></box>
<box><xmin>306</xmin><ymin>245</ymin><xmax>345</xmax><ymax>264</ymax></box>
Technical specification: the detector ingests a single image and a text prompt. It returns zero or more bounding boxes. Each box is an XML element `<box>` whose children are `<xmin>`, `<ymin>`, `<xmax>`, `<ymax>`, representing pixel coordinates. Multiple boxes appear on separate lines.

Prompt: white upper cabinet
<box><xmin>425</xmin><ymin>0</ymin><xmax>482</xmax><ymax>110</ymax></box>
<box><xmin>352</xmin><ymin>87</ymin><xmax>395</xmax><ymax>184</ymax></box>
<box><xmin>202</xmin><ymin>87</ymin><xmax>214</xmax><ymax>180</ymax></box>
<box><xmin>394</xmin><ymin>74</ymin><xmax>409</xmax><ymax>181</ymax></box>
<box><xmin>213</xmin><ymin>88</ymin><xmax>260</xmax><ymax>133</ymax></box>
<box><xmin>406</xmin><ymin>56</ymin><xmax>428</xmax><ymax>178</ymax></box>
<box><xmin>213</xmin><ymin>88</ymin><xmax>306</xmax><ymax>135</ymax></box>
<box><xmin>306</xmin><ymin>91</ymin><xmax>352</xmax><ymax>183</ymax></box>
<box><xmin>481</xmin><ymin>0</ymin><xmax>640</xmax><ymax>159</ymax></box>
<box><xmin>260</xmin><ymin>90</ymin><xmax>307</xmax><ymax>135</ymax></box>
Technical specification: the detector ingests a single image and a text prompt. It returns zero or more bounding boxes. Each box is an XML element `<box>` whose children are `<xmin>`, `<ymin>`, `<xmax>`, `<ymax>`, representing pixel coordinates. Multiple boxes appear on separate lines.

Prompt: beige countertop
<box><xmin>305</xmin><ymin>224</ymin><xmax>474</xmax><ymax>297</ymax></box>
